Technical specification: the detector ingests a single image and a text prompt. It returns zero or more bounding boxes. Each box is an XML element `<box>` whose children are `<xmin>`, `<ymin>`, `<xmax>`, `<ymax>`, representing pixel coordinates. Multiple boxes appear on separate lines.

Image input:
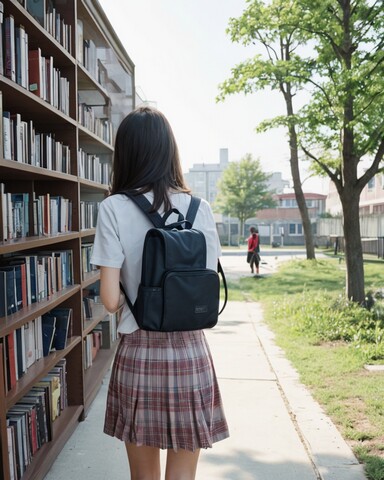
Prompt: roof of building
<box><xmin>276</xmin><ymin>192</ymin><xmax>327</xmax><ymax>200</ymax></box>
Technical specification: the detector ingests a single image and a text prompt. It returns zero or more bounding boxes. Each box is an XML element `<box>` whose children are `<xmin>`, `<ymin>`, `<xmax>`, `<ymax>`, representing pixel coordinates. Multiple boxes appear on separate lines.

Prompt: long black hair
<box><xmin>110</xmin><ymin>106</ymin><xmax>190</xmax><ymax>211</ymax></box>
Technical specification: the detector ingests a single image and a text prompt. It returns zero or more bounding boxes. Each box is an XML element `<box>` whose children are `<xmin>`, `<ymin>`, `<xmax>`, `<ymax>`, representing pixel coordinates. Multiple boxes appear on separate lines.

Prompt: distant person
<box><xmin>247</xmin><ymin>226</ymin><xmax>260</xmax><ymax>274</ymax></box>
<box><xmin>91</xmin><ymin>106</ymin><xmax>229</xmax><ymax>480</ymax></box>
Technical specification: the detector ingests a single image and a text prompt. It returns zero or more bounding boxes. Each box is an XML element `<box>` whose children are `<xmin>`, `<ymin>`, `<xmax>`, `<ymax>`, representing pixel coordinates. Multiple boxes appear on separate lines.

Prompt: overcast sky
<box><xmin>98</xmin><ymin>0</ymin><xmax>329</xmax><ymax>194</ymax></box>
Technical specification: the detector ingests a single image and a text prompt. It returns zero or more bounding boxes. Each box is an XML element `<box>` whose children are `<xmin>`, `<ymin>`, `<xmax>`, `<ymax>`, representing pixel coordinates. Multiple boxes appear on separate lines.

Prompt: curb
<box><xmin>247</xmin><ymin>302</ymin><xmax>368</xmax><ymax>480</ymax></box>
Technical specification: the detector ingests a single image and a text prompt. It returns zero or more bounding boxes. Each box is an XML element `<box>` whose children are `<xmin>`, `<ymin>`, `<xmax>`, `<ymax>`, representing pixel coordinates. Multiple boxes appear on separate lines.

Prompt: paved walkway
<box><xmin>45</xmin><ymin>254</ymin><xmax>367</xmax><ymax>480</ymax></box>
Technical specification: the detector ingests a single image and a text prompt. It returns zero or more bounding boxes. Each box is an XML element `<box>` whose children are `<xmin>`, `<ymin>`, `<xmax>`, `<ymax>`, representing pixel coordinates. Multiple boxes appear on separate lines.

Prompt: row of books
<box><xmin>33</xmin><ymin>192</ymin><xmax>72</xmax><ymax>237</ymax></box>
<box><xmin>0</xmin><ymin>250</ymin><xmax>74</xmax><ymax>317</ymax></box>
<box><xmin>80</xmin><ymin>200</ymin><xmax>99</xmax><ymax>230</ymax></box>
<box><xmin>77</xmin><ymin>19</ymin><xmax>97</xmax><ymax>80</ymax></box>
<box><xmin>0</xmin><ymin>186</ymin><xmax>73</xmax><ymax>241</ymax></box>
<box><xmin>78</xmin><ymin>102</ymin><xmax>113</xmax><ymax>144</ymax></box>
<box><xmin>6</xmin><ymin>358</ymin><xmax>68</xmax><ymax>480</ymax></box>
<box><xmin>83</xmin><ymin>312</ymin><xmax>118</xmax><ymax>369</ymax></box>
<box><xmin>2</xmin><ymin>109</ymin><xmax>71</xmax><ymax>172</ymax></box>
<box><xmin>2</xmin><ymin>308</ymin><xmax>71</xmax><ymax>393</ymax></box>
<box><xmin>28</xmin><ymin>48</ymin><xmax>70</xmax><ymax>114</ymax></box>
<box><xmin>81</xmin><ymin>243</ymin><xmax>97</xmax><ymax>279</ymax></box>
<box><xmin>78</xmin><ymin>149</ymin><xmax>110</xmax><ymax>185</ymax></box>
<box><xmin>1</xmin><ymin>12</ymin><xmax>70</xmax><ymax>114</ymax></box>
<box><xmin>19</xmin><ymin>0</ymin><xmax>72</xmax><ymax>53</ymax></box>
<box><xmin>0</xmin><ymin>188</ymin><xmax>30</xmax><ymax>240</ymax></box>
<box><xmin>83</xmin><ymin>330</ymin><xmax>101</xmax><ymax>370</ymax></box>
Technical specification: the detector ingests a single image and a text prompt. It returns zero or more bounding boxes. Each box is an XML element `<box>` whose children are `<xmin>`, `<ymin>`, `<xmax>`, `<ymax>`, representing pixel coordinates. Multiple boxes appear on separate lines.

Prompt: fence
<box><xmin>317</xmin><ymin>215</ymin><xmax>384</xmax><ymax>257</ymax></box>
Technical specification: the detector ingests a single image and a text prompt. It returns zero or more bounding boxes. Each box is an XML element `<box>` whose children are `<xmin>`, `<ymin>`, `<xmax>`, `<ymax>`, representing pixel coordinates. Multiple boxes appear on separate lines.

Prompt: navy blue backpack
<box><xmin>119</xmin><ymin>193</ymin><xmax>227</xmax><ymax>332</ymax></box>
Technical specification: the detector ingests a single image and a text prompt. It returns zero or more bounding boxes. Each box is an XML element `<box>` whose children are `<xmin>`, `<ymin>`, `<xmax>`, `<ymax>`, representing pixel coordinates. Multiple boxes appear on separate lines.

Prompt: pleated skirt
<box><xmin>104</xmin><ymin>329</ymin><xmax>229</xmax><ymax>452</ymax></box>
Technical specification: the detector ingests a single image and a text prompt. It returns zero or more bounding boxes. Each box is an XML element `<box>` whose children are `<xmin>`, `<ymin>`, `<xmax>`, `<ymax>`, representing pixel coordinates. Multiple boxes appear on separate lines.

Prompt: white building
<box><xmin>184</xmin><ymin>148</ymin><xmax>229</xmax><ymax>204</ymax></box>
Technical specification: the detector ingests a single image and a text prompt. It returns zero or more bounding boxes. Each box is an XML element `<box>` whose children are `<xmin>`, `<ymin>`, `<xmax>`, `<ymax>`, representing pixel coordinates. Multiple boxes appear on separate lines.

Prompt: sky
<box><xmin>98</xmin><ymin>0</ymin><xmax>329</xmax><ymax>194</ymax></box>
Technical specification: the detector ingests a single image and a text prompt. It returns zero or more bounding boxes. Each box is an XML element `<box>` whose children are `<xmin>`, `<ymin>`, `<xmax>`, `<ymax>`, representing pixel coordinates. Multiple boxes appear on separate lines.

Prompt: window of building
<box><xmin>289</xmin><ymin>223</ymin><xmax>303</xmax><ymax>235</ymax></box>
<box><xmin>368</xmin><ymin>177</ymin><xmax>375</xmax><ymax>190</ymax></box>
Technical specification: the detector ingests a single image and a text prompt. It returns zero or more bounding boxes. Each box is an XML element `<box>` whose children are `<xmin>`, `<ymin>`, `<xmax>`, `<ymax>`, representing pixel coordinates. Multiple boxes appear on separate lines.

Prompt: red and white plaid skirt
<box><xmin>103</xmin><ymin>329</ymin><xmax>229</xmax><ymax>451</ymax></box>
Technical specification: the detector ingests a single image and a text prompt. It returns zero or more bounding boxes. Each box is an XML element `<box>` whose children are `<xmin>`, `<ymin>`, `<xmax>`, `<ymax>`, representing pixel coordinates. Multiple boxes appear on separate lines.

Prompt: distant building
<box><xmin>326</xmin><ymin>174</ymin><xmax>384</xmax><ymax>216</ymax></box>
<box><xmin>252</xmin><ymin>192</ymin><xmax>327</xmax><ymax>246</ymax></box>
<box><xmin>267</xmin><ymin>171</ymin><xmax>290</xmax><ymax>194</ymax></box>
<box><xmin>184</xmin><ymin>148</ymin><xmax>229</xmax><ymax>204</ymax></box>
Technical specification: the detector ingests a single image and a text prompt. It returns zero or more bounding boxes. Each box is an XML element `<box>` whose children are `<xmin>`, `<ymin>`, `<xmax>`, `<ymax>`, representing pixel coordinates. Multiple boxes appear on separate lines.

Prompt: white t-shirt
<box><xmin>90</xmin><ymin>192</ymin><xmax>221</xmax><ymax>334</ymax></box>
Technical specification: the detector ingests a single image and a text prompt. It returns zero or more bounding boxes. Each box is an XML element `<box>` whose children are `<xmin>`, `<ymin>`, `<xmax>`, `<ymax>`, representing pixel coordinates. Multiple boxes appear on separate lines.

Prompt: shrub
<box><xmin>273</xmin><ymin>290</ymin><xmax>384</xmax><ymax>361</ymax></box>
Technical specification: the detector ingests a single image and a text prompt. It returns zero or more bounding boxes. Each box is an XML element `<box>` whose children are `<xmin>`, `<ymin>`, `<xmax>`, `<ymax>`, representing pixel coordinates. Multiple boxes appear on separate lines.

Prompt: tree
<box><xmin>296</xmin><ymin>0</ymin><xmax>384</xmax><ymax>302</ymax></box>
<box><xmin>215</xmin><ymin>154</ymin><xmax>276</xmax><ymax>239</ymax></box>
<box><xmin>218</xmin><ymin>0</ymin><xmax>317</xmax><ymax>260</ymax></box>
<box><xmin>220</xmin><ymin>0</ymin><xmax>384</xmax><ymax>303</ymax></box>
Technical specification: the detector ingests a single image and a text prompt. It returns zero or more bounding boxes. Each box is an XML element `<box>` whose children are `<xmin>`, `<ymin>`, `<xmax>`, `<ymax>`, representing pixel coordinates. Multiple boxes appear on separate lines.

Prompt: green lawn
<box><xmin>228</xmin><ymin>256</ymin><xmax>384</xmax><ymax>480</ymax></box>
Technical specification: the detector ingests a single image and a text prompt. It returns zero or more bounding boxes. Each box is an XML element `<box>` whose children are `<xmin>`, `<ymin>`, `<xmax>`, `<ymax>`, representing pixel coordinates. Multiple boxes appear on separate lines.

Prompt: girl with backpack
<box><xmin>91</xmin><ymin>107</ymin><xmax>229</xmax><ymax>480</ymax></box>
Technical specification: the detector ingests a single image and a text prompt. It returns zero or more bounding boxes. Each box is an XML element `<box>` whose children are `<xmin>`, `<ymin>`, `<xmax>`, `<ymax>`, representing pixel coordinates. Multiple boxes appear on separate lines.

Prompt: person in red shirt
<box><xmin>247</xmin><ymin>226</ymin><xmax>260</xmax><ymax>274</ymax></box>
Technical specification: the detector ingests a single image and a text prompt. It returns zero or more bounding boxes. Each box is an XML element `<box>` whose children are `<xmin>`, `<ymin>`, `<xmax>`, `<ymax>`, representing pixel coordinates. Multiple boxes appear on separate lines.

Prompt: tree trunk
<box><xmin>340</xmin><ymin>190</ymin><xmax>365</xmax><ymax>302</ymax></box>
<box><xmin>285</xmin><ymin>87</ymin><xmax>316</xmax><ymax>259</ymax></box>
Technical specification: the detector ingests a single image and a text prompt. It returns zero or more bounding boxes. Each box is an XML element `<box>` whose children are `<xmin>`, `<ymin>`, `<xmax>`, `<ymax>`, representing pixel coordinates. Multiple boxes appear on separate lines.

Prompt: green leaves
<box><xmin>214</xmin><ymin>153</ymin><xmax>276</xmax><ymax>226</ymax></box>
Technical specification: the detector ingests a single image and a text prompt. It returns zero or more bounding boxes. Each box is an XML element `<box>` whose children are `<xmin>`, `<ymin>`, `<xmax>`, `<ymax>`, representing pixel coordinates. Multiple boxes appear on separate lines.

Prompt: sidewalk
<box><xmin>44</xmin><ymin>300</ymin><xmax>367</xmax><ymax>480</ymax></box>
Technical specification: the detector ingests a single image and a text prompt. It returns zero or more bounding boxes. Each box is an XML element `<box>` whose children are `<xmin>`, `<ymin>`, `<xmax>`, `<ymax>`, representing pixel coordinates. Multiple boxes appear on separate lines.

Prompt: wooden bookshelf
<box><xmin>0</xmin><ymin>1</ymin><xmax>134</xmax><ymax>478</ymax></box>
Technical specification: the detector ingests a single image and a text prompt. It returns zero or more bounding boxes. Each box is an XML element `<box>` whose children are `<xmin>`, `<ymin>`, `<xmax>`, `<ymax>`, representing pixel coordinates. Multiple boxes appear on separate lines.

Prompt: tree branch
<box><xmin>357</xmin><ymin>138</ymin><xmax>384</xmax><ymax>190</ymax></box>
<box><xmin>301</xmin><ymin>145</ymin><xmax>340</xmax><ymax>186</ymax></box>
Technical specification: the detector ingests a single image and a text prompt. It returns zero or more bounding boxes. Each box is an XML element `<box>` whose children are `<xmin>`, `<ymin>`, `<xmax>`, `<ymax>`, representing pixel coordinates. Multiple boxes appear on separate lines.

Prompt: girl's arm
<box><xmin>100</xmin><ymin>266</ymin><xmax>124</xmax><ymax>313</ymax></box>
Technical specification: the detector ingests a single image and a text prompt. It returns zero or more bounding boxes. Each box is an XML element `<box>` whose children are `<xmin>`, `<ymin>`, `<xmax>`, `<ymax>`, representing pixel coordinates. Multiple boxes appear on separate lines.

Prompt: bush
<box><xmin>273</xmin><ymin>290</ymin><xmax>384</xmax><ymax>361</ymax></box>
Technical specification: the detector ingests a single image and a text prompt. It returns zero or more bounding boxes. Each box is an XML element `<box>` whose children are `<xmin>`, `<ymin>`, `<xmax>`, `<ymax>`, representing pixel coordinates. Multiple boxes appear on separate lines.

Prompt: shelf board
<box><xmin>19</xmin><ymin>404</ymin><xmax>83</xmax><ymax>480</ymax></box>
<box><xmin>0</xmin><ymin>231</ymin><xmax>80</xmax><ymax>255</ymax></box>
<box><xmin>80</xmin><ymin>228</ymin><xmax>97</xmax><ymax>238</ymax></box>
<box><xmin>82</xmin><ymin>269</ymin><xmax>100</xmax><ymax>287</ymax></box>
<box><xmin>77</xmin><ymin>63</ymin><xmax>110</xmax><ymax>102</ymax></box>
<box><xmin>78</xmin><ymin>124</ymin><xmax>114</xmax><ymax>153</ymax></box>
<box><xmin>6</xmin><ymin>336</ymin><xmax>82</xmax><ymax>409</ymax></box>
<box><xmin>0</xmin><ymin>159</ymin><xmax>78</xmax><ymax>182</ymax></box>
<box><xmin>79</xmin><ymin>178</ymin><xmax>109</xmax><ymax>193</ymax></box>
<box><xmin>0</xmin><ymin>285</ymin><xmax>81</xmax><ymax>335</ymax></box>
<box><xmin>83</xmin><ymin>311</ymin><xmax>107</xmax><ymax>336</ymax></box>
<box><xmin>84</xmin><ymin>341</ymin><xmax>118</xmax><ymax>414</ymax></box>
<box><xmin>0</xmin><ymin>75</ymin><xmax>77</xmax><ymax>127</ymax></box>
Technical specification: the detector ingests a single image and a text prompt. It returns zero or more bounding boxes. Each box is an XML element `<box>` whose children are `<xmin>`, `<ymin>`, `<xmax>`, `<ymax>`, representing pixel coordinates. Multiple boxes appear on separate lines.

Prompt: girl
<box><xmin>90</xmin><ymin>106</ymin><xmax>229</xmax><ymax>480</ymax></box>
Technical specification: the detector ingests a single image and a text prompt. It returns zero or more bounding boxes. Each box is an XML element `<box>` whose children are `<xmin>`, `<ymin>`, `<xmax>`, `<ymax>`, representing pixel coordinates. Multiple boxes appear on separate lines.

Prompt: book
<box><xmin>7</xmin><ymin>414</ymin><xmax>25</xmax><ymax>479</ymax></box>
<box><xmin>0</xmin><ymin>2</ymin><xmax>4</xmax><ymax>76</ymax></box>
<box><xmin>23</xmin><ymin>319</ymin><xmax>36</xmax><ymax>369</ymax></box>
<box><xmin>0</xmin><ymin>183</ymin><xmax>7</xmax><ymax>242</ymax></box>
<box><xmin>36</xmin><ymin>375</ymin><xmax>60</xmax><ymax>422</ymax></box>
<box><xmin>3</xmin><ymin>111</ymin><xmax>12</xmax><ymax>160</ymax></box>
<box><xmin>77</xmin><ymin>18</ymin><xmax>84</xmax><ymax>64</ymax></box>
<box><xmin>15</xmin><ymin>326</ymin><xmax>26</xmax><ymax>379</ymax></box>
<box><xmin>29</xmin><ymin>384</ymin><xmax>52</xmax><ymax>442</ymax></box>
<box><xmin>50</xmin><ymin>307</ymin><xmax>72</xmax><ymax>350</ymax></box>
<box><xmin>7</xmin><ymin>423</ymin><xmax>16</xmax><ymax>480</ymax></box>
<box><xmin>26</xmin><ymin>0</ymin><xmax>45</xmax><ymax>27</ymax></box>
<box><xmin>21</xmin><ymin>392</ymin><xmax>47</xmax><ymax>448</ymax></box>
<box><xmin>0</xmin><ymin>268</ymin><xmax>6</xmax><ymax>318</ymax></box>
<box><xmin>5</xmin><ymin>332</ymin><xmax>17</xmax><ymax>390</ymax></box>
<box><xmin>0</xmin><ymin>266</ymin><xmax>17</xmax><ymax>315</ymax></box>
<box><xmin>28</xmin><ymin>48</ymin><xmax>43</xmax><ymax>98</ymax></box>
<box><xmin>4</xmin><ymin>15</ymin><xmax>16</xmax><ymax>82</ymax></box>
<box><xmin>41</xmin><ymin>314</ymin><xmax>56</xmax><ymax>356</ymax></box>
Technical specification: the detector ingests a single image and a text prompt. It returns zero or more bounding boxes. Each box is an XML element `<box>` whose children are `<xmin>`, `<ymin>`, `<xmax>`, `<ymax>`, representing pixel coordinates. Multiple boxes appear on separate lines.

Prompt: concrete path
<box><xmin>44</xmin><ymin>252</ymin><xmax>367</xmax><ymax>480</ymax></box>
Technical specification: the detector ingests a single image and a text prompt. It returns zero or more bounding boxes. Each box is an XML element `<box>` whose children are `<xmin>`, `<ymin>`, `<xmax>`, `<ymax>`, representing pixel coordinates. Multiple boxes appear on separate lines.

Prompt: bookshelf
<box><xmin>0</xmin><ymin>0</ymin><xmax>134</xmax><ymax>478</ymax></box>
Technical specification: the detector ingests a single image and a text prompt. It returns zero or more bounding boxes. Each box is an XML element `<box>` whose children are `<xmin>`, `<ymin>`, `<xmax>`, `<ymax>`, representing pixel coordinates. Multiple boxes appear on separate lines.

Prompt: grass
<box><xmin>228</xmin><ymin>257</ymin><xmax>384</xmax><ymax>480</ymax></box>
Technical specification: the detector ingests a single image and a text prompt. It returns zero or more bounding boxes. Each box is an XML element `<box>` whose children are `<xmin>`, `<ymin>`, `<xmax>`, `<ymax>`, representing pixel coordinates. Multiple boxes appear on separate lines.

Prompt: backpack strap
<box><xmin>185</xmin><ymin>196</ymin><xmax>201</xmax><ymax>226</ymax></box>
<box><xmin>119</xmin><ymin>192</ymin><xmax>195</xmax><ymax>229</ymax></box>
<box><xmin>123</xmin><ymin>193</ymin><xmax>164</xmax><ymax>228</ymax></box>
<box><xmin>218</xmin><ymin>260</ymin><xmax>228</xmax><ymax>315</ymax></box>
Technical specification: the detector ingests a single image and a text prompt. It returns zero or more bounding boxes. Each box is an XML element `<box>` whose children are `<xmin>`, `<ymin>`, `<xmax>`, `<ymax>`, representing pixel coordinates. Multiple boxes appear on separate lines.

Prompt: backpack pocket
<box><xmin>162</xmin><ymin>270</ymin><xmax>220</xmax><ymax>331</ymax></box>
<box><xmin>135</xmin><ymin>286</ymin><xmax>163</xmax><ymax>331</ymax></box>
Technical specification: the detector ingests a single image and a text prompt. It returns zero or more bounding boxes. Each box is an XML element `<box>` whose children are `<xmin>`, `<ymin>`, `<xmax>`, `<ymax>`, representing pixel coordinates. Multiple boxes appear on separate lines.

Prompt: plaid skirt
<box><xmin>104</xmin><ymin>329</ymin><xmax>229</xmax><ymax>451</ymax></box>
